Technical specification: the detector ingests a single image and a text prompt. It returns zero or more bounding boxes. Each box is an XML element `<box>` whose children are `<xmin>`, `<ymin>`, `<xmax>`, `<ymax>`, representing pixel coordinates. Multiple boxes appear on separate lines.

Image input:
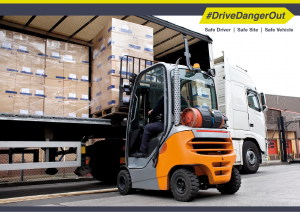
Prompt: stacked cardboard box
<box><xmin>91</xmin><ymin>18</ymin><xmax>154</xmax><ymax>114</ymax></box>
<box><xmin>0</xmin><ymin>29</ymin><xmax>90</xmax><ymax>118</ymax></box>
<box><xmin>191</xmin><ymin>80</ymin><xmax>212</xmax><ymax>109</ymax></box>
<box><xmin>12</xmin><ymin>31</ymin><xmax>46</xmax><ymax>115</ymax></box>
<box><xmin>45</xmin><ymin>40</ymin><xmax>90</xmax><ymax>118</ymax></box>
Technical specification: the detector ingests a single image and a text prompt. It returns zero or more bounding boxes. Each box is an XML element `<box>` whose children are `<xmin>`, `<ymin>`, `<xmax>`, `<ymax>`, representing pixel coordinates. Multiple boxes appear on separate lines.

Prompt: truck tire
<box><xmin>88</xmin><ymin>139</ymin><xmax>123</xmax><ymax>183</ymax></box>
<box><xmin>89</xmin><ymin>158</ymin><xmax>119</xmax><ymax>183</ymax></box>
<box><xmin>242</xmin><ymin>141</ymin><xmax>260</xmax><ymax>174</ymax></box>
<box><xmin>117</xmin><ymin>170</ymin><xmax>133</xmax><ymax>195</ymax></box>
<box><xmin>217</xmin><ymin>167</ymin><xmax>241</xmax><ymax>194</ymax></box>
<box><xmin>170</xmin><ymin>168</ymin><xmax>200</xmax><ymax>202</ymax></box>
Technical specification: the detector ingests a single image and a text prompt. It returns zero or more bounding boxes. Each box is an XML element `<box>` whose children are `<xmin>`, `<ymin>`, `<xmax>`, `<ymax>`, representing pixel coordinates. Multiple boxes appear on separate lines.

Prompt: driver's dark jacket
<box><xmin>151</xmin><ymin>97</ymin><xmax>164</xmax><ymax>121</ymax></box>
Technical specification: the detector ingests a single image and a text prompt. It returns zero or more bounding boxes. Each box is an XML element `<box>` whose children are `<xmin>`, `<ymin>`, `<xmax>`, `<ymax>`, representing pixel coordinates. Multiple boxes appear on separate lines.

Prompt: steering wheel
<box><xmin>149</xmin><ymin>112</ymin><xmax>162</xmax><ymax>123</ymax></box>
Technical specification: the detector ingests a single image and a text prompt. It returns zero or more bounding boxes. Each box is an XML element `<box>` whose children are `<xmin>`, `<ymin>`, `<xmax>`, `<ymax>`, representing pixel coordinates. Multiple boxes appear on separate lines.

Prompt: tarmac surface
<box><xmin>1</xmin><ymin>163</ymin><xmax>300</xmax><ymax>206</ymax></box>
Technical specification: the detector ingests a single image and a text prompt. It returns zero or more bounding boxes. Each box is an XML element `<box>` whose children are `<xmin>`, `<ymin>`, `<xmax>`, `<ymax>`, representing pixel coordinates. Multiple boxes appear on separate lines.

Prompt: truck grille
<box><xmin>188</xmin><ymin>138</ymin><xmax>234</xmax><ymax>155</ymax></box>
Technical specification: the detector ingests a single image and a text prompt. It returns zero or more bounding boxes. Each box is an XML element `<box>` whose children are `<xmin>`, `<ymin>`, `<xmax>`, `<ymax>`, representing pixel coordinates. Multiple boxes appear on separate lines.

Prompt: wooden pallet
<box><xmin>92</xmin><ymin>105</ymin><xmax>129</xmax><ymax>118</ymax></box>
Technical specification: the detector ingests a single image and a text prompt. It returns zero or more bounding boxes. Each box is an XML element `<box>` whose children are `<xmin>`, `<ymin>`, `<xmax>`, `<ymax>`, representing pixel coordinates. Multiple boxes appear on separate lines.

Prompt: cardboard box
<box><xmin>92</xmin><ymin>18</ymin><xmax>153</xmax><ymax>43</ymax></box>
<box><xmin>77</xmin><ymin>63</ymin><xmax>89</xmax><ymax>82</ymax></box>
<box><xmin>0</xmin><ymin>29</ymin><xmax>13</xmax><ymax>43</ymax></box>
<box><xmin>101</xmin><ymin>75</ymin><xmax>128</xmax><ymax>92</ymax></box>
<box><xmin>0</xmin><ymin>48</ymin><xmax>17</xmax><ymax>72</ymax></box>
<box><xmin>101</xmin><ymin>60</ymin><xmax>130</xmax><ymax>77</ymax></box>
<box><xmin>17</xmin><ymin>53</ymin><xmax>33</xmax><ymax>75</ymax></box>
<box><xmin>46</xmin><ymin>39</ymin><xmax>65</xmax><ymax>60</ymax></box>
<box><xmin>194</xmin><ymin>97</ymin><xmax>212</xmax><ymax>110</ymax></box>
<box><xmin>63</xmin><ymin>100</ymin><xmax>77</xmax><ymax>117</ymax></box>
<box><xmin>0</xmin><ymin>93</ymin><xmax>14</xmax><ymax>113</ymax></box>
<box><xmin>77</xmin><ymin>100</ymin><xmax>89</xmax><ymax>118</ymax></box>
<box><xmin>15</xmin><ymin>74</ymin><xmax>32</xmax><ymax>96</ymax></box>
<box><xmin>29</xmin><ymin>97</ymin><xmax>44</xmax><ymax>115</ymax></box>
<box><xmin>91</xmin><ymin>81</ymin><xmax>101</xmax><ymax>99</ymax></box>
<box><xmin>28</xmin><ymin>35</ymin><xmax>46</xmax><ymax>57</ymax></box>
<box><xmin>90</xmin><ymin>96</ymin><xmax>101</xmax><ymax>114</ymax></box>
<box><xmin>101</xmin><ymin>89</ymin><xmax>129</xmax><ymax>109</ymax></box>
<box><xmin>101</xmin><ymin>46</ymin><xmax>130</xmax><ymax>64</ymax></box>
<box><xmin>14</xmin><ymin>96</ymin><xmax>30</xmax><ymax>114</ymax></box>
<box><xmin>31</xmin><ymin>76</ymin><xmax>45</xmax><ymax>97</ymax></box>
<box><xmin>45</xmin><ymin>58</ymin><xmax>64</xmax><ymax>79</ymax></box>
<box><xmin>77</xmin><ymin>81</ymin><xmax>89</xmax><ymax>101</ymax></box>
<box><xmin>63</xmin><ymin>61</ymin><xmax>77</xmax><ymax>80</ymax></box>
<box><xmin>44</xmin><ymin>78</ymin><xmax>64</xmax><ymax>99</ymax></box>
<box><xmin>64</xmin><ymin>80</ymin><xmax>77</xmax><ymax>100</ymax></box>
<box><xmin>13</xmin><ymin>32</ymin><xmax>30</xmax><ymax>55</ymax></box>
<box><xmin>0</xmin><ymin>71</ymin><xmax>16</xmax><ymax>94</ymax></box>
<box><xmin>91</xmin><ymin>69</ymin><xmax>102</xmax><ymax>85</ymax></box>
<box><xmin>76</xmin><ymin>46</ymin><xmax>89</xmax><ymax>64</ymax></box>
<box><xmin>44</xmin><ymin>98</ymin><xmax>64</xmax><ymax>116</ymax></box>
<box><xmin>32</xmin><ymin>56</ymin><xmax>46</xmax><ymax>77</ymax></box>
<box><xmin>63</xmin><ymin>43</ymin><xmax>81</xmax><ymax>62</ymax></box>
<box><xmin>129</xmin><ymin>21</ymin><xmax>153</xmax><ymax>39</ymax></box>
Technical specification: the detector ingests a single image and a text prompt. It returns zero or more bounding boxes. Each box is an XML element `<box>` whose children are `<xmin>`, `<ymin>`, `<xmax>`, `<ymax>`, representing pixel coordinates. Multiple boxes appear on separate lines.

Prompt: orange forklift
<box><xmin>116</xmin><ymin>35</ymin><xmax>241</xmax><ymax>201</ymax></box>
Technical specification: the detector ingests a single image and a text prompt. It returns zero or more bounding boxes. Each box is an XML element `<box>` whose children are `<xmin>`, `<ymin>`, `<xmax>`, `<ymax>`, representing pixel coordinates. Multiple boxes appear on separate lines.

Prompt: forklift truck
<box><xmin>116</xmin><ymin>35</ymin><xmax>241</xmax><ymax>202</ymax></box>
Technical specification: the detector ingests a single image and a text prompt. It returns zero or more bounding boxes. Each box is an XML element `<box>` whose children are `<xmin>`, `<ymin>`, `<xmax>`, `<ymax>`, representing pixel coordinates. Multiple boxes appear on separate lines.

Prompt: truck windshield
<box><xmin>171</xmin><ymin>68</ymin><xmax>217</xmax><ymax>111</ymax></box>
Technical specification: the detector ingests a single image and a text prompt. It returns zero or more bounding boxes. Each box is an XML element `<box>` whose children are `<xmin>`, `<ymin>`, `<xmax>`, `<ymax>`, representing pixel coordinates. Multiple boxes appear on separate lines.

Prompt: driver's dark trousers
<box><xmin>140</xmin><ymin>121</ymin><xmax>164</xmax><ymax>153</ymax></box>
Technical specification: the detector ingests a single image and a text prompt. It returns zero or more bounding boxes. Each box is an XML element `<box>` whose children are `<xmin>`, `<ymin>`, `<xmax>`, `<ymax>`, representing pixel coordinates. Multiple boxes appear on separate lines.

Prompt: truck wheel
<box><xmin>242</xmin><ymin>141</ymin><xmax>260</xmax><ymax>174</ymax></box>
<box><xmin>89</xmin><ymin>160</ymin><xmax>117</xmax><ymax>183</ymax></box>
<box><xmin>217</xmin><ymin>167</ymin><xmax>241</xmax><ymax>194</ymax></box>
<box><xmin>117</xmin><ymin>170</ymin><xmax>132</xmax><ymax>195</ymax></box>
<box><xmin>170</xmin><ymin>168</ymin><xmax>200</xmax><ymax>202</ymax></box>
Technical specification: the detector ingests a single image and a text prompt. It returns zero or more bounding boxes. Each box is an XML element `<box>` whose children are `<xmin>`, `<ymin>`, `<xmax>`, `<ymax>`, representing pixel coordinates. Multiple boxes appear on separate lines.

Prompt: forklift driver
<box><xmin>132</xmin><ymin>96</ymin><xmax>164</xmax><ymax>158</ymax></box>
<box><xmin>132</xmin><ymin>95</ymin><xmax>188</xmax><ymax>158</ymax></box>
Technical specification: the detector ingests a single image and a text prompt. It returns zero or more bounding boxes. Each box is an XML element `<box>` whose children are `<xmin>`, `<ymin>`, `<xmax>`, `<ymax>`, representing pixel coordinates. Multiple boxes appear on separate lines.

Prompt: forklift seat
<box><xmin>148</xmin><ymin>131</ymin><xmax>164</xmax><ymax>154</ymax></box>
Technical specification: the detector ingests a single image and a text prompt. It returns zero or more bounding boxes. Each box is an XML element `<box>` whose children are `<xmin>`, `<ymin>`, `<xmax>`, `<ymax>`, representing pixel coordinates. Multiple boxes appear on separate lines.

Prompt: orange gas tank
<box><xmin>181</xmin><ymin>108</ymin><xmax>203</xmax><ymax>128</ymax></box>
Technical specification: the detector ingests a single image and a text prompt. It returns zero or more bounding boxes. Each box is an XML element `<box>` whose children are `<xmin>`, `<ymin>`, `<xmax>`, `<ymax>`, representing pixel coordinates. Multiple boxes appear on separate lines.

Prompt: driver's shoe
<box><xmin>131</xmin><ymin>150</ymin><xmax>148</xmax><ymax>158</ymax></box>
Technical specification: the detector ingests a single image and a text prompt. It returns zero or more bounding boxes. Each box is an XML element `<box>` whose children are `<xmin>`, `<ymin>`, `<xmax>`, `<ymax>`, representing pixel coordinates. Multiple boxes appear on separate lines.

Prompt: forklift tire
<box><xmin>242</xmin><ymin>141</ymin><xmax>260</xmax><ymax>174</ymax></box>
<box><xmin>217</xmin><ymin>167</ymin><xmax>241</xmax><ymax>194</ymax></box>
<box><xmin>117</xmin><ymin>170</ymin><xmax>133</xmax><ymax>195</ymax></box>
<box><xmin>170</xmin><ymin>168</ymin><xmax>200</xmax><ymax>202</ymax></box>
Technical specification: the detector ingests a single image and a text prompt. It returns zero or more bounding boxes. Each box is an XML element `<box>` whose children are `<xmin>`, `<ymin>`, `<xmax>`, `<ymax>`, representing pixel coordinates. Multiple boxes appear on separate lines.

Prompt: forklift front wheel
<box><xmin>217</xmin><ymin>167</ymin><xmax>241</xmax><ymax>194</ymax></box>
<box><xmin>170</xmin><ymin>168</ymin><xmax>200</xmax><ymax>202</ymax></box>
<box><xmin>117</xmin><ymin>170</ymin><xmax>133</xmax><ymax>195</ymax></box>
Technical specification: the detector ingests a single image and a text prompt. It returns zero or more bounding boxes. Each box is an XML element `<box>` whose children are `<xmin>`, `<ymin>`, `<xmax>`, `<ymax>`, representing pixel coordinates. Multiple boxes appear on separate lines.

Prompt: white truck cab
<box><xmin>214</xmin><ymin>52</ymin><xmax>268</xmax><ymax>173</ymax></box>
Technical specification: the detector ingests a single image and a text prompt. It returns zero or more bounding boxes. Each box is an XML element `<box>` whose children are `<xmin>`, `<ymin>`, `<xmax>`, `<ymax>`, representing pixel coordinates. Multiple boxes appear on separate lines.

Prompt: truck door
<box><xmin>247</xmin><ymin>90</ymin><xmax>266</xmax><ymax>140</ymax></box>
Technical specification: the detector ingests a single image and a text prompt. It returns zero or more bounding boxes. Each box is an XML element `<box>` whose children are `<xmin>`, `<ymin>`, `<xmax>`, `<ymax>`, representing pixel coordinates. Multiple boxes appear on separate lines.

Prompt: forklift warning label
<box><xmin>200</xmin><ymin>8</ymin><xmax>294</xmax><ymax>24</ymax></box>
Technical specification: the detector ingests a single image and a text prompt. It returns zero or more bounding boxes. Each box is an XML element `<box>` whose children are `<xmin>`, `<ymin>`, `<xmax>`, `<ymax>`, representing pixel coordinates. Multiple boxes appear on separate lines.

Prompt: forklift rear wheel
<box><xmin>217</xmin><ymin>167</ymin><xmax>241</xmax><ymax>194</ymax></box>
<box><xmin>242</xmin><ymin>141</ymin><xmax>260</xmax><ymax>174</ymax></box>
<box><xmin>117</xmin><ymin>170</ymin><xmax>133</xmax><ymax>195</ymax></box>
<box><xmin>170</xmin><ymin>168</ymin><xmax>200</xmax><ymax>202</ymax></box>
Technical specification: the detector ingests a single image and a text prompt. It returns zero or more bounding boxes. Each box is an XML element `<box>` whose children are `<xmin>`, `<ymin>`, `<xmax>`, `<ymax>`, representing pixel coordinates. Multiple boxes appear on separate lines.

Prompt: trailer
<box><xmin>0</xmin><ymin>15</ymin><xmax>215</xmax><ymax>181</ymax></box>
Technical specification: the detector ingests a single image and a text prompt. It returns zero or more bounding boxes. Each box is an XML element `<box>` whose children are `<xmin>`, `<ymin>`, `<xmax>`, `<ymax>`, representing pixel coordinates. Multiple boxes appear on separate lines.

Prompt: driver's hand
<box><xmin>148</xmin><ymin>110</ymin><xmax>153</xmax><ymax>115</ymax></box>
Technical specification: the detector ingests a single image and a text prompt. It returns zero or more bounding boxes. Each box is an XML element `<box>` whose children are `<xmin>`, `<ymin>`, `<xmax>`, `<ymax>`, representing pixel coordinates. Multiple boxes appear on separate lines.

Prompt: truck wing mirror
<box><xmin>260</xmin><ymin>92</ymin><xmax>267</xmax><ymax>112</ymax></box>
<box><xmin>262</xmin><ymin>105</ymin><xmax>268</xmax><ymax>112</ymax></box>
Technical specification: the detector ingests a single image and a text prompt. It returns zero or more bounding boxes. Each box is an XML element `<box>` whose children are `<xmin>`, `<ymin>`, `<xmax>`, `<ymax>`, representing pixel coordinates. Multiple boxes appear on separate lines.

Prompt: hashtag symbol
<box><xmin>206</xmin><ymin>12</ymin><xmax>212</xmax><ymax>19</ymax></box>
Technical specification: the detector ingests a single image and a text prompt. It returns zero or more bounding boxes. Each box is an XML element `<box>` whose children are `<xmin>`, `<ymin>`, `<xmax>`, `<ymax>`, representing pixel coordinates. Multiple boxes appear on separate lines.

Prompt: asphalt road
<box><xmin>1</xmin><ymin>164</ymin><xmax>300</xmax><ymax>206</ymax></box>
